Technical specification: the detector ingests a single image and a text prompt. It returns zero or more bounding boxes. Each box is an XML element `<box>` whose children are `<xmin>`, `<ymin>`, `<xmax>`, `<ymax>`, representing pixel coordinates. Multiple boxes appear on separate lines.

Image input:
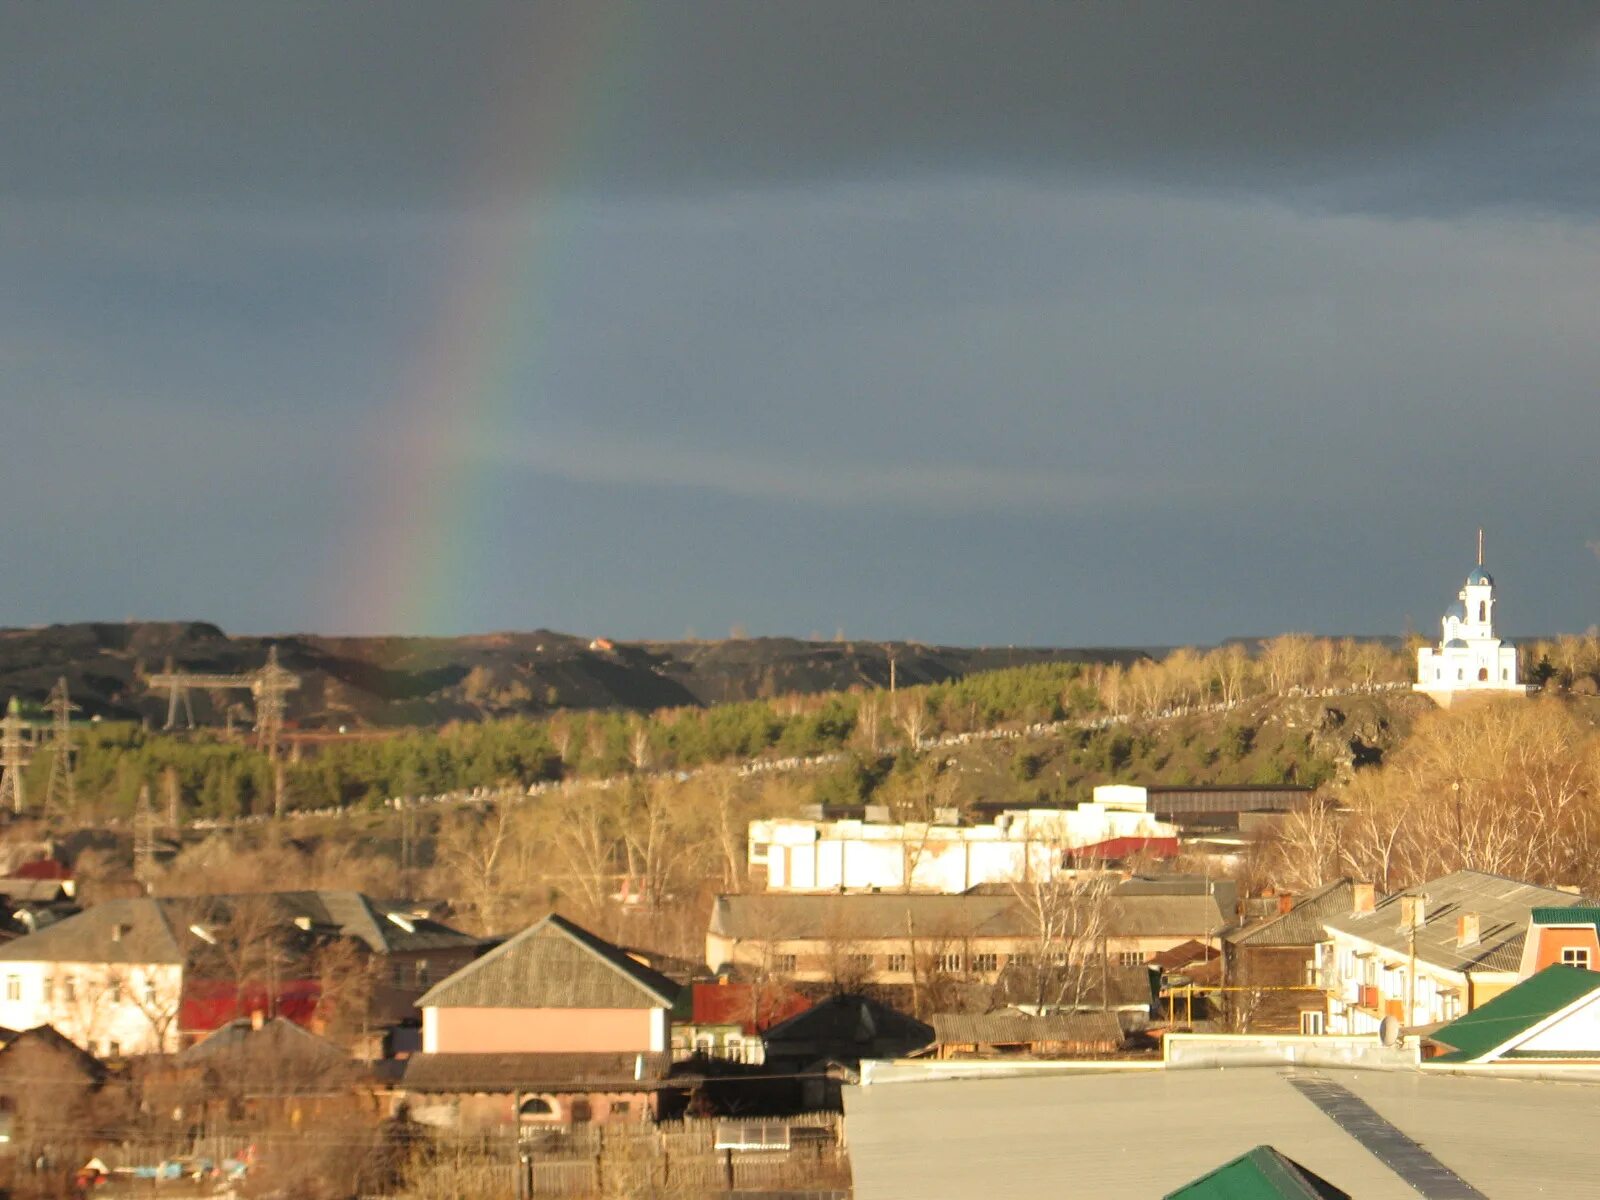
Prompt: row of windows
<box><xmin>3</xmin><ymin>973</ymin><xmax>160</xmax><ymax>1006</ymax></box>
<box><xmin>769</xmin><ymin>949</ymin><xmax>1149</xmax><ymax>974</ymax></box>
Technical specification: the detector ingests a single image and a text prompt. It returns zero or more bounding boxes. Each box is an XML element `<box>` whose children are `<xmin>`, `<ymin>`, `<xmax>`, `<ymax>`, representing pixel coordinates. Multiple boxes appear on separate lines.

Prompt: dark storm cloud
<box><xmin>4</xmin><ymin>3</ymin><xmax>1598</xmax><ymax>208</ymax></box>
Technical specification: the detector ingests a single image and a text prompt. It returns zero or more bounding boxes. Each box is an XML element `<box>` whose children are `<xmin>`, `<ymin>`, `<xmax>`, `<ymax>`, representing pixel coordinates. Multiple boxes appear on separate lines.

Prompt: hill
<box><xmin>0</xmin><ymin>622</ymin><xmax>1151</xmax><ymax>729</ymax></box>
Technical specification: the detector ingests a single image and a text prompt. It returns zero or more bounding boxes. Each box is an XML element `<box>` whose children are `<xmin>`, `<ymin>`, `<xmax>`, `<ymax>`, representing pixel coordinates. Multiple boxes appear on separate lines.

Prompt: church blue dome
<box><xmin>1445</xmin><ymin>638</ymin><xmax>1469</xmax><ymax>649</ymax></box>
<box><xmin>1466</xmin><ymin>566</ymin><xmax>1493</xmax><ymax>586</ymax></box>
<box><xmin>1445</xmin><ymin>602</ymin><xmax>1466</xmax><ymax>620</ymax></box>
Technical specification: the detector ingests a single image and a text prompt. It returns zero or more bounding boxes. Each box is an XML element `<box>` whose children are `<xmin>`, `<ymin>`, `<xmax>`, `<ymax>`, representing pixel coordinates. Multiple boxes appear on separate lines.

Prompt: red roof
<box><xmin>7</xmin><ymin>859</ymin><xmax>71</xmax><ymax>881</ymax></box>
<box><xmin>179</xmin><ymin>978</ymin><xmax>322</xmax><ymax>1036</ymax></box>
<box><xmin>689</xmin><ymin>982</ymin><xmax>811</xmax><ymax>1035</ymax></box>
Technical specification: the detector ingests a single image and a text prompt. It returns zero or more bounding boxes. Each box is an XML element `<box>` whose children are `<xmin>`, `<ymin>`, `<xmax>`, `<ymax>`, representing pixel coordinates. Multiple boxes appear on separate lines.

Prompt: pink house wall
<box><xmin>430</xmin><ymin>1006</ymin><xmax>655</xmax><ymax>1053</ymax></box>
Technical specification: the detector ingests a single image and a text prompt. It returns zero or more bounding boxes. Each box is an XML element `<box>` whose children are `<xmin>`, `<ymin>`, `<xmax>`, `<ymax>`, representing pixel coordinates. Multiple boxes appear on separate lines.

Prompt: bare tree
<box><xmin>1006</xmin><ymin>873</ymin><xmax>1118</xmax><ymax>1012</ymax></box>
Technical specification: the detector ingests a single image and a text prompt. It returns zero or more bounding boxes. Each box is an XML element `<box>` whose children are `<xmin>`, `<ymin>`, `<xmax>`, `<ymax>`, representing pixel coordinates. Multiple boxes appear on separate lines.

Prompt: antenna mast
<box><xmin>1477</xmin><ymin>527</ymin><xmax>1484</xmax><ymax>567</ymax></box>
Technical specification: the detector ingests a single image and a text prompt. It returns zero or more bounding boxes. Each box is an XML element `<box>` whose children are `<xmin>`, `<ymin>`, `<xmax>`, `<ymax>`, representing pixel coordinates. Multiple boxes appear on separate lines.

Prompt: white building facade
<box><xmin>1415</xmin><ymin>559</ymin><xmax>1524</xmax><ymax>704</ymax></box>
<box><xmin>0</xmin><ymin>959</ymin><xmax>184</xmax><ymax>1056</ymax></box>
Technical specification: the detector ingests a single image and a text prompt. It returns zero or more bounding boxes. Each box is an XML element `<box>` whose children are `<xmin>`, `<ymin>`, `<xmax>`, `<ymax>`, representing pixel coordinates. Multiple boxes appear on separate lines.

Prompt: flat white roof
<box><xmin>844</xmin><ymin>1066</ymin><xmax>1600</xmax><ymax>1198</ymax></box>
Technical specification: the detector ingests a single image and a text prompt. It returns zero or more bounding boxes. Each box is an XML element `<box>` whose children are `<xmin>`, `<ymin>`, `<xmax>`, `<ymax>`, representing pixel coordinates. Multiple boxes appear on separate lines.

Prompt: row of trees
<box><xmin>1257</xmin><ymin>697</ymin><xmax>1600</xmax><ymax>896</ymax></box>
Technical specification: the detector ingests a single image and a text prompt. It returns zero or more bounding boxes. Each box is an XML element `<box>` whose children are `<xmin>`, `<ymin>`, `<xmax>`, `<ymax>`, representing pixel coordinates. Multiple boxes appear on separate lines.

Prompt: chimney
<box><xmin>1457</xmin><ymin>912</ymin><xmax>1481</xmax><ymax>947</ymax></box>
<box><xmin>251</xmin><ymin>1009</ymin><xmax>265</xmax><ymax>1031</ymax></box>
<box><xmin>111</xmin><ymin>923</ymin><xmax>130</xmax><ymax>943</ymax></box>
<box><xmin>1399</xmin><ymin>895</ymin><xmax>1426</xmax><ymax>932</ymax></box>
<box><xmin>1277</xmin><ymin>892</ymin><xmax>1294</xmax><ymax>916</ymax></box>
<box><xmin>1351</xmin><ymin>883</ymin><xmax>1376</xmax><ymax>915</ymax></box>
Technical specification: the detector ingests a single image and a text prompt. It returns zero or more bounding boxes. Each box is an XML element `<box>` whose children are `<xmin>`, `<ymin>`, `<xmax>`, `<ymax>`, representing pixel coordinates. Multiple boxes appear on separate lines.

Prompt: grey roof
<box><xmin>177</xmin><ymin>1016</ymin><xmax>353</xmax><ymax>1087</ymax></box>
<box><xmin>1320</xmin><ymin>870</ymin><xmax>1590</xmax><ymax>974</ymax></box>
<box><xmin>844</xmin><ymin>1066</ymin><xmax>1600</xmax><ymax>1199</ymax></box>
<box><xmin>0</xmin><ymin>898</ymin><xmax>183</xmax><ymax>965</ymax></box>
<box><xmin>929</xmin><ymin>1009</ymin><xmax>1122</xmax><ymax>1049</ymax></box>
<box><xmin>417</xmin><ymin>913</ymin><xmax>679</xmax><ymax>1010</ymax></box>
<box><xmin>399</xmin><ymin>1051</ymin><xmax>670</xmax><ymax>1093</ymax></box>
<box><xmin>713</xmin><ymin>887</ymin><xmax>1227</xmax><ymax>943</ymax></box>
<box><xmin>0</xmin><ymin>891</ymin><xmax>479</xmax><ymax>967</ymax></box>
<box><xmin>1226</xmin><ymin>881</ymin><xmax>1357</xmax><ymax>948</ymax></box>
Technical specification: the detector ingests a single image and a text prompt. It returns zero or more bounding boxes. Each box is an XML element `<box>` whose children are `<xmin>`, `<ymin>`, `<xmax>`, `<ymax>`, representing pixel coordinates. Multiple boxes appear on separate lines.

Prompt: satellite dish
<box><xmin>1379</xmin><ymin>1015</ymin><xmax>1401</xmax><ymax>1046</ymax></box>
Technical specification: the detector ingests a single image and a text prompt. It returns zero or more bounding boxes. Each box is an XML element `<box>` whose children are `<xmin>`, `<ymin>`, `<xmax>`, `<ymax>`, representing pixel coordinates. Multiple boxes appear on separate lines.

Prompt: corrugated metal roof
<box><xmin>417</xmin><ymin>913</ymin><xmax>679</xmax><ymax>1010</ymax></box>
<box><xmin>1430</xmin><ymin>964</ymin><xmax>1600</xmax><ymax>1062</ymax></box>
<box><xmin>1164</xmin><ymin>1144</ymin><xmax>1349</xmax><ymax>1200</ymax></box>
<box><xmin>399</xmin><ymin>1051</ymin><xmax>670</xmax><ymax>1093</ymax></box>
<box><xmin>1227</xmin><ymin>881</ymin><xmax>1356</xmax><ymax>948</ymax></box>
<box><xmin>0</xmin><ymin>897</ymin><xmax>183</xmax><ymax>964</ymax></box>
<box><xmin>1321</xmin><ymin>871</ymin><xmax>1589</xmax><ymax>974</ymax></box>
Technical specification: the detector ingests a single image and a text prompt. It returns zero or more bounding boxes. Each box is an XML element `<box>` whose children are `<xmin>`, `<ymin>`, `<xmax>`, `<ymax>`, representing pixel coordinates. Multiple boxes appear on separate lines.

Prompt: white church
<box><xmin>1415</xmin><ymin>536</ymin><xmax>1526</xmax><ymax>705</ymax></box>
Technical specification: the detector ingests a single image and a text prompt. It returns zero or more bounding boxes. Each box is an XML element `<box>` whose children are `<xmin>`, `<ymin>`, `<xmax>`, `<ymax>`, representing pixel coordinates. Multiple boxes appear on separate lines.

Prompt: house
<box><xmin>670</xmin><ymin>980</ymin><xmax>812</xmax><ymax>1064</ymax></box>
<box><xmin>161</xmin><ymin>1015</ymin><xmax>366</xmax><ymax>1128</ymax></box>
<box><xmin>1427</xmin><ymin>965</ymin><xmax>1600</xmax><ymax>1064</ymax></box>
<box><xmin>750</xmin><ymin>801</ymin><xmax>1178</xmax><ymax>894</ymax></box>
<box><xmin>1163</xmin><ymin>1144</ymin><xmax>1350</xmax><ymax>1200</ymax></box>
<box><xmin>400</xmin><ymin>913</ymin><xmax>681</xmax><ymax>1130</ymax></box>
<box><xmin>762</xmin><ymin>994</ymin><xmax>931</xmax><ymax>1106</ymax></box>
<box><xmin>1223</xmin><ymin>880</ymin><xmax>1356</xmax><ymax>1033</ymax></box>
<box><xmin>1318</xmin><ymin>870</ymin><xmax>1591</xmax><ymax>1034</ymax></box>
<box><xmin>0</xmin><ymin>1026</ymin><xmax>109</xmax><ymax>1162</ymax></box>
<box><xmin>925</xmin><ymin>1008</ymin><xmax>1122</xmax><ymax>1059</ymax></box>
<box><xmin>707</xmin><ymin>878</ymin><xmax>1230</xmax><ymax>989</ymax></box>
<box><xmin>1516</xmin><ymin>905</ymin><xmax>1600</xmax><ymax>976</ymax></box>
<box><xmin>0</xmin><ymin>892</ymin><xmax>481</xmax><ymax>1056</ymax></box>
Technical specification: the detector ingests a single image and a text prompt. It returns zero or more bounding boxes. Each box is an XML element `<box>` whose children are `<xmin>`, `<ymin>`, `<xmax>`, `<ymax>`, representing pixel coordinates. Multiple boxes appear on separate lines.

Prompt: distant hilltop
<box><xmin>0</xmin><ymin>622</ymin><xmax>1152</xmax><ymax>730</ymax></box>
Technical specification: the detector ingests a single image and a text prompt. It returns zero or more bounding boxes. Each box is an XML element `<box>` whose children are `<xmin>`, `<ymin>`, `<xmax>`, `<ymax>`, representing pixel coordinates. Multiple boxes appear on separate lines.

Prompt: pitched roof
<box><xmin>0</xmin><ymin>897</ymin><xmax>183</xmax><ymax>965</ymax></box>
<box><xmin>0</xmin><ymin>1025</ymin><xmax>107</xmax><ymax>1084</ymax></box>
<box><xmin>711</xmin><ymin>886</ymin><xmax>1227</xmax><ymax>944</ymax></box>
<box><xmin>1164</xmin><ymin>1144</ymin><xmax>1350</xmax><ymax>1200</ymax></box>
<box><xmin>1321</xmin><ymin>871</ymin><xmax>1590</xmax><ymax>974</ymax></box>
<box><xmin>399</xmin><ymin>1051</ymin><xmax>670</xmax><ymax>1093</ymax></box>
<box><xmin>1225</xmin><ymin>881</ymin><xmax>1357</xmax><ymax>948</ymax></box>
<box><xmin>1430</xmin><ymin>965</ymin><xmax>1600</xmax><ymax>1063</ymax></box>
<box><xmin>930</xmin><ymin>1009</ymin><xmax>1122</xmax><ymax>1050</ymax></box>
<box><xmin>417</xmin><ymin>913</ymin><xmax>678</xmax><ymax>1010</ymax></box>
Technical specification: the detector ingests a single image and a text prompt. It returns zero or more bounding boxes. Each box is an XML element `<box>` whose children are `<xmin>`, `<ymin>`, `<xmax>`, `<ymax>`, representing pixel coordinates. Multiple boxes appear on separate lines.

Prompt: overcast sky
<box><xmin>4</xmin><ymin>3</ymin><xmax>1599</xmax><ymax>645</ymax></box>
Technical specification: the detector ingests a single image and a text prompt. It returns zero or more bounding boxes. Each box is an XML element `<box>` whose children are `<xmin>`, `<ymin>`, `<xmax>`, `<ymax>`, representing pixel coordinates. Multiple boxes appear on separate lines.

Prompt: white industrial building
<box><xmin>749</xmin><ymin>793</ymin><xmax>1178</xmax><ymax>894</ymax></box>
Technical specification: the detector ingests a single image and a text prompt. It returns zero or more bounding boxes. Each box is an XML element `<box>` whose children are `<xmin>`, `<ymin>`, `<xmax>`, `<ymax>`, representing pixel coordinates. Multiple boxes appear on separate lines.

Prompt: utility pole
<box><xmin>163</xmin><ymin>766</ymin><xmax>181</xmax><ymax>833</ymax></box>
<box><xmin>0</xmin><ymin>698</ymin><xmax>32</xmax><ymax>815</ymax></box>
<box><xmin>43</xmin><ymin>677</ymin><xmax>80</xmax><ymax>816</ymax></box>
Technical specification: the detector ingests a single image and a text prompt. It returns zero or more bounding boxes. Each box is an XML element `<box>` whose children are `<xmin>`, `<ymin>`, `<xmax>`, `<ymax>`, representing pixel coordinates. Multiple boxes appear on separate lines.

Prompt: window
<box><xmin>1300</xmin><ymin>1011</ymin><xmax>1325</xmax><ymax>1036</ymax></box>
<box><xmin>107</xmin><ymin>977</ymin><xmax>122</xmax><ymax>1004</ymax></box>
<box><xmin>415</xmin><ymin>960</ymin><xmax>431</xmax><ymax>987</ymax></box>
<box><xmin>971</xmin><ymin>953</ymin><xmax>999</xmax><ymax>973</ymax></box>
<box><xmin>1478</xmin><ymin>601</ymin><xmax>1487</xmax><ymax>622</ymax></box>
<box><xmin>1478</xmin><ymin>667</ymin><xmax>1488</xmax><ymax>682</ymax></box>
<box><xmin>611</xmin><ymin>1101</ymin><xmax>632</xmax><ymax>1117</ymax></box>
<box><xmin>106</xmin><ymin>1040</ymin><xmax>121</xmax><ymax>1057</ymax></box>
<box><xmin>847</xmin><ymin>953</ymin><xmax>874</xmax><ymax>973</ymax></box>
<box><xmin>518</xmin><ymin>1097</ymin><xmax>554</xmax><ymax>1119</ymax></box>
<box><xmin>4</xmin><ymin>975</ymin><xmax>19</xmax><ymax>1002</ymax></box>
<box><xmin>773</xmin><ymin>954</ymin><xmax>797</xmax><ymax>973</ymax></box>
<box><xmin>41</xmin><ymin>977</ymin><xmax>53</xmax><ymax>1004</ymax></box>
<box><xmin>63</xmin><ymin>976</ymin><xmax>76</xmax><ymax>1002</ymax></box>
<box><xmin>886</xmin><ymin>953</ymin><xmax>909</xmax><ymax>973</ymax></box>
<box><xmin>1562</xmin><ymin>947</ymin><xmax>1591</xmax><ymax>970</ymax></box>
<box><xmin>937</xmin><ymin>952</ymin><xmax>963</xmax><ymax>973</ymax></box>
<box><xmin>144</xmin><ymin>978</ymin><xmax>158</xmax><ymax>1006</ymax></box>
<box><xmin>1118</xmin><ymin>951</ymin><xmax>1144</xmax><ymax>967</ymax></box>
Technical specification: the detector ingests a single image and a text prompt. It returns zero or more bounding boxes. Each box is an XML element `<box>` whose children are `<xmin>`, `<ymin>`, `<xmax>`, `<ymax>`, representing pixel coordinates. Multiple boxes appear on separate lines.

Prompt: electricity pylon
<box><xmin>0</xmin><ymin>698</ymin><xmax>31</xmax><ymax>815</ymax></box>
<box><xmin>43</xmin><ymin>677</ymin><xmax>79</xmax><ymax>815</ymax></box>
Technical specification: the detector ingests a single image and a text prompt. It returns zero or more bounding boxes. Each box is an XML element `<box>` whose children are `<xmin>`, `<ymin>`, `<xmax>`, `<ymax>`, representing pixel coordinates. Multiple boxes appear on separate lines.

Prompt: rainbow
<box><xmin>343</xmin><ymin>2</ymin><xmax>639</xmax><ymax>635</ymax></box>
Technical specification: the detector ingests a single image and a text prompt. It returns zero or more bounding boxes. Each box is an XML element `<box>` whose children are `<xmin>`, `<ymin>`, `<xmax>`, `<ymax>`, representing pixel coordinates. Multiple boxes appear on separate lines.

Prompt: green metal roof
<box><xmin>1530</xmin><ymin>906</ymin><xmax>1600</xmax><ymax>927</ymax></box>
<box><xmin>1163</xmin><ymin>1145</ymin><xmax>1350</xmax><ymax>1200</ymax></box>
<box><xmin>1431</xmin><ymin>964</ymin><xmax>1600</xmax><ymax>1063</ymax></box>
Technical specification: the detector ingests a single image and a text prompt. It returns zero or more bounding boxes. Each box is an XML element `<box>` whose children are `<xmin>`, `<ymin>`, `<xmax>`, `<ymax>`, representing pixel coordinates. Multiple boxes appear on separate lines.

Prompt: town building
<box><xmin>401</xmin><ymin>913</ymin><xmax>680</xmax><ymax>1129</ymax></box>
<box><xmin>1427</xmin><ymin>964</ymin><xmax>1600</xmax><ymax>1064</ymax></box>
<box><xmin>1223</xmin><ymin>880</ymin><xmax>1356</xmax><ymax>1034</ymax></box>
<box><xmin>1318</xmin><ymin>870</ymin><xmax>1589</xmax><ymax>1033</ymax></box>
<box><xmin>1414</xmin><ymin>541</ymin><xmax>1525</xmax><ymax>704</ymax></box>
<box><xmin>924</xmin><ymin>1009</ymin><xmax>1122</xmax><ymax>1060</ymax></box>
<box><xmin>750</xmin><ymin>799</ymin><xmax>1178</xmax><ymax>894</ymax></box>
<box><xmin>1516</xmin><ymin>905</ymin><xmax>1600</xmax><ymax>976</ymax></box>
<box><xmin>0</xmin><ymin>891</ymin><xmax>481</xmax><ymax>1056</ymax></box>
<box><xmin>669</xmin><ymin>980</ymin><xmax>812</xmax><ymax>1064</ymax></box>
<box><xmin>707</xmin><ymin>878</ymin><xmax>1230</xmax><ymax>990</ymax></box>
